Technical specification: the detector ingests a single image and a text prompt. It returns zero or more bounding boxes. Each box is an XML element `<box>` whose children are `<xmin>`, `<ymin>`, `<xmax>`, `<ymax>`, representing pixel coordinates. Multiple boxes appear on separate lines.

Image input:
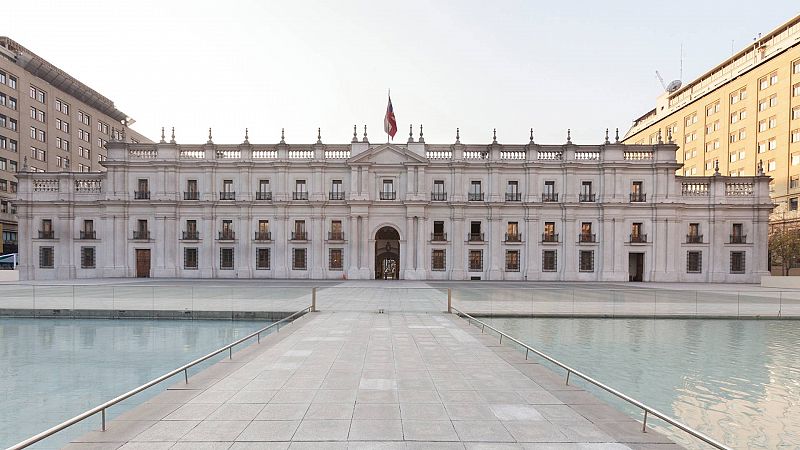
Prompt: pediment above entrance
<box><xmin>348</xmin><ymin>143</ymin><xmax>429</xmax><ymax>165</ymax></box>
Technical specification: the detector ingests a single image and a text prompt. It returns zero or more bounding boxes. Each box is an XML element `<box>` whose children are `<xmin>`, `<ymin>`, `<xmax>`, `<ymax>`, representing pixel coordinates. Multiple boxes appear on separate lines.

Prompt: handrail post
<box><xmin>229</xmin><ymin>347</ymin><xmax>232</xmax><ymax>359</ymax></box>
<box><xmin>642</xmin><ymin>410</ymin><xmax>648</xmax><ymax>432</ymax></box>
<box><xmin>184</xmin><ymin>368</ymin><xmax>188</xmax><ymax>384</ymax></box>
<box><xmin>101</xmin><ymin>409</ymin><xmax>106</xmax><ymax>431</ymax></box>
<box><xmin>311</xmin><ymin>287</ymin><xmax>317</xmax><ymax>312</ymax></box>
<box><xmin>565</xmin><ymin>369</ymin><xmax>571</xmax><ymax>386</ymax></box>
<box><xmin>447</xmin><ymin>288</ymin><xmax>452</xmax><ymax>313</ymax></box>
<box><xmin>257</xmin><ymin>332</ymin><xmax>260</xmax><ymax>343</ymax></box>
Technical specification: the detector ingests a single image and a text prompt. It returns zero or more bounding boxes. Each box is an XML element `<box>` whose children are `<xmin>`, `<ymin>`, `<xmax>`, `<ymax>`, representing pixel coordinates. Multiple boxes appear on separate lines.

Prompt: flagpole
<box><xmin>387</xmin><ymin>88</ymin><xmax>390</xmax><ymax>144</ymax></box>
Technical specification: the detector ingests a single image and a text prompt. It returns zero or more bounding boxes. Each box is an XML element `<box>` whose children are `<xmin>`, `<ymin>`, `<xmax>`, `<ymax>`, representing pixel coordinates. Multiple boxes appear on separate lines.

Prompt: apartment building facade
<box><xmin>624</xmin><ymin>15</ymin><xmax>800</xmax><ymax>227</ymax></box>
<box><xmin>0</xmin><ymin>36</ymin><xmax>149</xmax><ymax>254</ymax></box>
<box><xmin>15</xmin><ymin>132</ymin><xmax>773</xmax><ymax>282</ymax></box>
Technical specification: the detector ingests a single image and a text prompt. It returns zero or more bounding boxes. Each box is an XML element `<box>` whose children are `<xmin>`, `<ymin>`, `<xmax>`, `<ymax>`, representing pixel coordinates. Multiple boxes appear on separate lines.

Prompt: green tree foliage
<box><xmin>769</xmin><ymin>227</ymin><xmax>800</xmax><ymax>276</ymax></box>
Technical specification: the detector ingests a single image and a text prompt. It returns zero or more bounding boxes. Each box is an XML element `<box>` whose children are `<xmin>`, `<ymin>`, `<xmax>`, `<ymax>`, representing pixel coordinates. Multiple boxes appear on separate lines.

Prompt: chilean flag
<box><xmin>384</xmin><ymin>96</ymin><xmax>397</xmax><ymax>139</ymax></box>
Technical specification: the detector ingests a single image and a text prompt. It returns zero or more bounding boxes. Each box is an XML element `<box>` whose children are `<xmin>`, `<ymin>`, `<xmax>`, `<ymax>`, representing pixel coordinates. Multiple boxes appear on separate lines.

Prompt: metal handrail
<box><xmin>449</xmin><ymin>305</ymin><xmax>732</xmax><ymax>450</ymax></box>
<box><xmin>9</xmin><ymin>305</ymin><xmax>313</xmax><ymax>450</ymax></box>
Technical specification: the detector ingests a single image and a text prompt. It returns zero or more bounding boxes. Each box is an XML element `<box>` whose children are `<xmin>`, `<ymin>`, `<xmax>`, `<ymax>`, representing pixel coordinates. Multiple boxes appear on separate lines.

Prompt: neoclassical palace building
<box><xmin>15</xmin><ymin>128</ymin><xmax>773</xmax><ymax>282</ymax></box>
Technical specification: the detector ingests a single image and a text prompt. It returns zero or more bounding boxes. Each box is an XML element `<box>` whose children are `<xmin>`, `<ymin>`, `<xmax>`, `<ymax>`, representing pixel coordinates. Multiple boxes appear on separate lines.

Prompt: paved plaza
<box><xmin>64</xmin><ymin>309</ymin><xmax>681</xmax><ymax>449</ymax></box>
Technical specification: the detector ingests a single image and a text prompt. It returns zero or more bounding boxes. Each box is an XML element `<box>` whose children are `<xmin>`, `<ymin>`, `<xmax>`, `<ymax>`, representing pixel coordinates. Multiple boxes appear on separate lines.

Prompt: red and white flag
<box><xmin>384</xmin><ymin>95</ymin><xmax>397</xmax><ymax>139</ymax></box>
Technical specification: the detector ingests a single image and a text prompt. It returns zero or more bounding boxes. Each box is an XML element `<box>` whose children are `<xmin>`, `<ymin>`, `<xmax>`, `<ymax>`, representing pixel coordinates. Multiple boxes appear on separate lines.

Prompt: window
<box><xmin>55</xmin><ymin>99</ymin><xmax>70</xmax><ymax>114</ymax></box>
<box><xmin>542</xmin><ymin>250</ymin><xmax>557</xmax><ymax>272</ymax></box>
<box><xmin>184</xmin><ymin>248</ymin><xmax>198</xmax><ymax>269</ymax></box>
<box><xmin>468</xmin><ymin>250</ymin><xmax>483</xmax><ymax>272</ymax></box>
<box><xmin>769</xmin><ymin>95</ymin><xmax>778</xmax><ymax>107</ymax></box>
<box><xmin>789</xmin><ymin>198</ymin><xmax>798</xmax><ymax>211</ymax></box>
<box><xmin>543</xmin><ymin>222</ymin><xmax>556</xmax><ymax>242</ymax></box>
<box><xmin>792</xmin><ymin>129</ymin><xmax>800</xmax><ymax>143</ymax></box>
<box><xmin>685</xmin><ymin>113</ymin><xmax>697</xmax><ymax>127</ymax></box>
<box><xmin>432</xmin><ymin>221</ymin><xmax>446</xmax><ymax>241</ymax></box>
<box><xmin>794</xmin><ymin>83</ymin><xmax>800</xmax><ymax>97</ymax></box>
<box><xmin>795</xmin><ymin>60</ymin><xmax>800</xmax><ymax>74</ymax></box>
<box><xmin>505</xmin><ymin>250</ymin><xmax>520</xmax><ymax>272</ymax></box>
<box><xmin>186</xmin><ymin>179</ymin><xmax>198</xmax><ymax>198</ymax></box>
<box><xmin>468</xmin><ymin>221</ymin><xmax>482</xmax><ymax>241</ymax></box>
<box><xmin>768</xmin><ymin>159</ymin><xmax>776</xmax><ymax>172</ymax></box>
<box><xmin>8</xmin><ymin>75</ymin><xmax>16</xmax><ymax>89</ymax></box>
<box><xmin>330</xmin><ymin>179</ymin><xmax>343</xmax><ymax>200</ymax></box>
<box><xmin>794</xmin><ymin>107</ymin><xmax>800</xmax><ymax>120</ymax></box>
<box><xmin>543</xmin><ymin>180</ymin><xmax>556</xmax><ymax>201</ymax></box>
<box><xmin>687</xmin><ymin>251</ymin><xmax>702</xmax><ymax>273</ymax></box>
<box><xmin>220</xmin><ymin>248</ymin><xmax>234</xmax><ymax>270</ymax></box>
<box><xmin>8</xmin><ymin>118</ymin><xmax>16</xmax><ymax>131</ymax></box>
<box><xmin>292</xmin><ymin>248</ymin><xmax>307</xmax><ymax>270</ymax></box>
<box><xmin>793</xmin><ymin>153</ymin><xmax>800</xmax><ymax>166</ymax></box>
<box><xmin>431</xmin><ymin>249</ymin><xmax>446</xmax><ymax>271</ymax></box>
<box><xmin>432</xmin><ymin>180</ymin><xmax>446</xmax><ymax>200</ymax></box>
<box><xmin>80</xmin><ymin>247</ymin><xmax>96</xmax><ymax>269</ymax></box>
<box><xmin>579</xmin><ymin>250</ymin><xmax>594</xmax><ymax>272</ymax></box>
<box><xmin>78</xmin><ymin>111</ymin><xmax>91</xmax><ymax>126</ymax></box>
<box><xmin>223</xmin><ymin>179</ymin><xmax>233</xmax><ymax>192</ymax></box>
<box><xmin>506</xmin><ymin>180</ymin><xmax>520</xmax><ymax>201</ymax></box>
<box><xmin>631</xmin><ymin>181</ymin><xmax>644</xmax><ymax>202</ymax></box>
<box><xmin>294</xmin><ymin>180</ymin><xmax>307</xmax><ymax>200</ymax></box>
<box><xmin>39</xmin><ymin>247</ymin><xmax>54</xmax><ymax>268</ymax></box>
<box><xmin>329</xmin><ymin>248</ymin><xmax>343</xmax><ymax>270</ymax></box>
<box><xmin>78</xmin><ymin>129</ymin><xmax>90</xmax><ymax>142</ymax></box>
<box><xmin>706</xmin><ymin>121</ymin><xmax>719</xmax><ymax>134</ymax></box>
<box><xmin>383</xmin><ymin>179</ymin><xmax>394</xmax><ymax>194</ymax></box>
<box><xmin>730</xmin><ymin>251</ymin><xmax>745</xmax><ymax>274</ymax></box>
<box><xmin>30</xmin><ymin>147</ymin><xmax>46</xmax><ymax>162</ymax></box>
<box><xmin>791</xmin><ymin>176</ymin><xmax>799</xmax><ymax>189</ymax></box>
<box><xmin>30</xmin><ymin>85</ymin><xmax>46</xmax><ymax>103</ymax></box>
<box><xmin>258</xmin><ymin>179</ymin><xmax>270</xmax><ymax>196</ymax></box>
<box><xmin>293</xmin><ymin>220</ymin><xmax>306</xmax><ymax>240</ymax></box>
<box><xmin>769</xmin><ymin>138</ymin><xmax>777</xmax><ymax>151</ymax></box>
<box><xmin>256</xmin><ymin>220</ymin><xmax>270</xmax><ymax>240</ymax></box>
<box><xmin>97</xmin><ymin>121</ymin><xmax>109</xmax><ymax>134</ymax></box>
<box><xmin>0</xmin><ymin>158</ymin><xmax>5</xmax><ymax>171</ymax></box>
<box><xmin>506</xmin><ymin>222</ymin><xmax>519</xmax><ymax>242</ymax></box>
<box><xmin>0</xmin><ymin>137</ymin><xmax>5</xmax><ymax>150</ymax></box>
<box><xmin>685</xmin><ymin>132</ymin><xmax>696</xmax><ymax>143</ymax></box>
<box><xmin>469</xmin><ymin>181</ymin><xmax>482</xmax><ymax>201</ymax></box>
<box><xmin>769</xmin><ymin>116</ymin><xmax>777</xmax><ymax>129</ymax></box>
<box><xmin>256</xmin><ymin>248</ymin><xmax>270</xmax><ymax>270</ymax></box>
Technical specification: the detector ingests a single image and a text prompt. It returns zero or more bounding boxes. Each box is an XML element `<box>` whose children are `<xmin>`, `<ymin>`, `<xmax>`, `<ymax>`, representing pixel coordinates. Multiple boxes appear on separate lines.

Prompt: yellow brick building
<box><xmin>624</xmin><ymin>14</ymin><xmax>800</xmax><ymax>226</ymax></box>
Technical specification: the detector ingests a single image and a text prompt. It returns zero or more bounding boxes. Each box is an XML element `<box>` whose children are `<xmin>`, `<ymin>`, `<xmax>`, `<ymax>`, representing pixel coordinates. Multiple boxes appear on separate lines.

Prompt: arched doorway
<box><xmin>375</xmin><ymin>226</ymin><xmax>400</xmax><ymax>279</ymax></box>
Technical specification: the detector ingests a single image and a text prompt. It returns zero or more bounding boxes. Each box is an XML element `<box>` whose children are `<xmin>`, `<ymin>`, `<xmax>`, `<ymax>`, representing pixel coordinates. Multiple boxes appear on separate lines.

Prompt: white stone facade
<box><xmin>14</xmin><ymin>133</ymin><xmax>774</xmax><ymax>282</ymax></box>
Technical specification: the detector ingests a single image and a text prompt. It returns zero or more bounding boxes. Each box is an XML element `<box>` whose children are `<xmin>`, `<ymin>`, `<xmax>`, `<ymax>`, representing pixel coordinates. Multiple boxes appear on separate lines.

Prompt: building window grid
<box><xmin>256</xmin><ymin>248</ymin><xmax>270</xmax><ymax>270</ymax></box>
<box><xmin>542</xmin><ymin>250</ymin><xmax>557</xmax><ymax>272</ymax></box>
<box><xmin>329</xmin><ymin>248</ymin><xmax>343</xmax><ymax>270</ymax></box>
<box><xmin>220</xmin><ymin>248</ymin><xmax>234</xmax><ymax>270</ymax></box>
<box><xmin>80</xmin><ymin>247</ymin><xmax>96</xmax><ymax>269</ymax></box>
<box><xmin>687</xmin><ymin>251</ymin><xmax>702</xmax><ymax>273</ymax></box>
<box><xmin>579</xmin><ymin>250</ymin><xmax>594</xmax><ymax>272</ymax></box>
<box><xmin>432</xmin><ymin>249</ymin><xmax>446</xmax><ymax>271</ymax></box>
<box><xmin>730</xmin><ymin>252</ymin><xmax>746</xmax><ymax>274</ymax></box>
<box><xmin>39</xmin><ymin>247</ymin><xmax>54</xmax><ymax>268</ymax></box>
<box><xmin>505</xmin><ymin>250</ymin><xmax>520</xmax><ymax>272</ymax></box>
<box><xmin>468</xmin><ymin>250</ymin><xmax>483</xmax><ymax>272</ymax></box>
<box><xmin>293</xmin><ymin>248</ymin><xmax>307</xmax><ymax>270</ymax></box>
<box><xmin>184</xmin><ymin>248</ymin><xmax>198</xmax><ymax>269</ymax></box>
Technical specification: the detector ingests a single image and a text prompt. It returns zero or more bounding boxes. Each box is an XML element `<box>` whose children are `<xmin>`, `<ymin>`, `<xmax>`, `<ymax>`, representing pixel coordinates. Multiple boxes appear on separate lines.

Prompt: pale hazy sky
<box><xmin>6</xmin><ymin>1</ymin><xmax>799</xmax><ymax>144</ymax></box>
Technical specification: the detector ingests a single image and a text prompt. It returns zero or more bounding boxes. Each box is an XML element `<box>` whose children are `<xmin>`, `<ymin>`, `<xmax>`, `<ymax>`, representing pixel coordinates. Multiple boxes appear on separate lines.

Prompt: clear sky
<box><xmin>6</xmin><ymin>1</ymin><xmax>800</xmax><ymax>145</ymax></box>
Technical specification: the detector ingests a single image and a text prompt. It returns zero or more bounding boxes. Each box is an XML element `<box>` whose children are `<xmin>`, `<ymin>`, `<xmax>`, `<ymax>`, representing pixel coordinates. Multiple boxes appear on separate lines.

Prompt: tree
<box><xmin>769</xmin><ymin>227</ymin><xmax>800</xmax><ymax>276</ymax></box>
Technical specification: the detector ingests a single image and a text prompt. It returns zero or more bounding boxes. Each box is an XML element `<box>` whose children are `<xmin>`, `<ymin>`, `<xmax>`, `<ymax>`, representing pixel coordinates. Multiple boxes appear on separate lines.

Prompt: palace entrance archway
<box><xmin>375</xmin><ymin>226</ymin><xmax>400</xmax><ymax>279</ymax></box>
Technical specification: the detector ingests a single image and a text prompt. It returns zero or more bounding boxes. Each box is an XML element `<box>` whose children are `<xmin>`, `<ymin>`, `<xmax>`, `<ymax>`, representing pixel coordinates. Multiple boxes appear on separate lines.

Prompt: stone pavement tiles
<box><xmin>65</xmin><ymin>310</ymin><xmax>682</xmax><ymax>449</ymax></box>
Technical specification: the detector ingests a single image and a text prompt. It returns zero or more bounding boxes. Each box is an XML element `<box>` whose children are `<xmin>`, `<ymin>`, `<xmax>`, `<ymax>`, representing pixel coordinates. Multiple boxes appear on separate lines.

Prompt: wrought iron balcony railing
<box><xmin>730</xmin><ymin>234</ymin><xmax>747</xmax><ymax>244</ymax></box>
<box><xmin>630</xmin><ymin>193</ymin><xmax>646</xmax><ymax>202</ymax></box>
<box><xmin>254</xmin><ymin>231</ymin><xmax>272</xmax><ymax>241</ymax></box>
<box><xmin>329</xmin><ymin>191</ymin><xmax>345</xmax><ymax>200</ymax></box>
<box><xmin>219</xmin><ymin>191</ymin><xmax>236</xmax><ymax>200</ymax></box>
<box><xmin>686</xmin><ymin>234</ymin><xmax>703</xmax><ymax>244</ymax></box>
<box><xmin>505</xmin><ymin>192</ymin><xmax>521</xmax><ymax>201</ymax></box>
<box><xmin>291</xmin><ymin>231</ymin><xmax>308</xmax><ymax>241</ymax></box>
<box><xmin>579</xmin><ymin>193</ymin><xmax>596</xmax><ymax>202</ymax></box>
<box><xmin>218</xmin><ymin>231</ymin><xmax>236</xmax><ymax>240</ymax></box>
<box><xmin>542</xmin><ymin>193</ymin><xmax>558</xmax><ymax>202</ymax></box>
<box><xmin>431</xmin><ymin>232</ymin><xmax>447</xmax><ymax>242</ymax></box>
<box><xmin>431</xmin><ymin>192</ymin><xmax>447</xmax><ymax>201</ymax></box>
<box><xmin>293</xmin><ymin>191</ymin><xmax>309</xmax><ymax>200</ymax></box>
<box><xmin>505</xmin><ymin>233</ymin><xmax>521</xmax><ymax>242</ymax></box>
<box><xmin>468</xmin><ymin>192</ymin><xmax>484</xmax><ymax>201</ymax></box>
<box><xmin>328</xmin><ymin>231</ymin><xmax>345</xmax><ymax>241</ymax></box>
<box><xmin>542</xmin><ymin>233</ymin><xmax>559</xmax><ymax>243</ymax></box>
<box><xmin>579</xmin><ymin>233</ymin><xmax>596</xmax><ymax>243</ymax></box>
<box><xmin>379</xmin><ymin>191</ymin><xmax>396</xmax><ymax>200</ymax></box>
<box><xmin>132</xmin><ymin>230</ymin><xmax>150</xmax><ymax>240</ymax></box>
<box><xmin>79</xmin><ymin>231</ymin><xmax>96</xmax><ymax>240</ymax></box>
<box><xmin>134</xmin><ymin>191</ymin><xmax>150</xmax><ymax>200</ymax></box>
<box><xmin>256</xmin><ymin>191</ymin><xmax>272</xmax><ymax>200</ymax></box>
<box><xmin>182</xmin><ymin>231</ymin><xmax>199</xmax><ymax>240</ymax></box>
<box><xmin>630</xmin><ymin>233</ymin><xmax>648</xmax><ymax>243</ymax></box>
<box><xmin>38</xmin><ymin>230</ymin><xmax>55</xmax><ymax>239</ymax></box>
<box><xmin>184</xmin><ymin>191</ymin><xmax>199</xmax><ymax>200</ymax></box>
<box><xmin>468</xmin><ymin>232</ymin><xmax>484</xmax><ymax>242</ymax></box>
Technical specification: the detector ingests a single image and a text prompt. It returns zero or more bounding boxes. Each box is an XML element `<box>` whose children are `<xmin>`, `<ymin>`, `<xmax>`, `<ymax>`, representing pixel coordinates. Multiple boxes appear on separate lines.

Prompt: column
<box><xmin>488</xmin><ymin>217</ymin><xmax>502</xmax><ymax>279</ymax></box>
<box><xmin>404</xmin><ymin>216</ymin><xmax>415</xmax><ymax>279</ymax></box>
<box><xmin>347</xmin><ymin>215</ymin><xmax>359</xmax><ymax>279</ymax></box>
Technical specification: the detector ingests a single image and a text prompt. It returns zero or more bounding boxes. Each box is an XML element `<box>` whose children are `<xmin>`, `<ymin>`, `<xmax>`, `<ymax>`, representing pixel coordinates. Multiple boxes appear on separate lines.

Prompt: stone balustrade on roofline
<box><xmin>107</xmin><ymin>139</ymin><xmax>681</xmax><ymax>164</ymax></box>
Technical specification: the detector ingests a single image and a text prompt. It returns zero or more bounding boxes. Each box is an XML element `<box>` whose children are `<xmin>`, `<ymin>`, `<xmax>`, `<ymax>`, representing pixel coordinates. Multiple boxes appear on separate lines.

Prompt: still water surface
<box><xmin>486</xmin><ymin>317</ymin><xmax>800</xmax><ymax>449</ymax></box>
<box><xmin>0</xmin><ymin>318</ymin><xmax>267</xmax><ymax>449</ymax></box>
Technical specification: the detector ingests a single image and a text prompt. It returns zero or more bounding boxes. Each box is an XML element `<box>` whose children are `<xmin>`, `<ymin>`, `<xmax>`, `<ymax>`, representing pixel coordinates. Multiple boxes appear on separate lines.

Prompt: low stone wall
<box><xmin>0</xmin><ymin>270</ymin><xmax>19</xmax><ymax>282</ymax></box>
<box><xmin>762</xmin><ymin>276</ymin><xmax>800</xmax><ymax>289</ymax></box>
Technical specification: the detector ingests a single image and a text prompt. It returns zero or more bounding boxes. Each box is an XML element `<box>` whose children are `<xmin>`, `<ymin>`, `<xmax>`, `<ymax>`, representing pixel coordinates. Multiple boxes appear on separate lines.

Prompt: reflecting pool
<box><xmin>486</xmin><ymin>317</ymin><xmax>800</xmax><ymax>449</ymax></box>
<box><xmin>0</xmin><ymin>318</ymin><xmax>268</xmax><ymax>449</ymax></box>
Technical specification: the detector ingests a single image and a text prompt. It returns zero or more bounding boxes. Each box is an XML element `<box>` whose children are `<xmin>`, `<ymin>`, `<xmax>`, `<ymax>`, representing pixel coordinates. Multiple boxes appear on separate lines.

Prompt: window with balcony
<box><xmin>329</xmin><ymin>220</ymin><xmax>344</xmax><ymax>240</ymax></box>
<box><xmin>293</xmin><ymin>180</ymin><xmax>308</xmax><ymax>200</ymax></box>
<box><xmin>80</xmin><ymin>247</ymin><xmax>96</xmax><ymax>269</ymax></box>
<box><xmin>220</xmin><ymin>248</ymin><xmax>234</xmax><ymax>270</ymax></box>
<box><xmin>579</xmin><ymin>222</ymin><xmax>595</xmax><ymax>243</ymax></box>
<box><xmin>505</xmin><ymin>181</ymin><xmax>520</xmax><ymax>201</ymax></box>
<box><xmin>579</xmin><ymin>250</ymin><xmax>594</xmax><ymax>272</ymax></box>
<box><xmin>687</xmin><ymin>251</ymin><xmax>702</xmax><ymax>273</ymax></box>
<box><xmin>505</xmin><ymin>250</ymin><xmax>520</xmax><ymax>272</ymax></box>
<box><xmin>219</xmin><ymin>220</ymin><xmax>235</xmax><ymax>240</ymax></box>
<box><xmin>184</xmin><ymin>179</ymin><xmax>199</xmax><ymax>200</ymax></box>
<box><xmin>134</xmin><ymin>220</ymin><xmax>149</xmax><ymax>240</ymax></box>
<box><xmin>255</xmin><ymin>220</ymin><xmax>271</xmax><ymax>241</ymax></box>
<box><xmin>184</xmin><ymin>248</ymin><xmax>198</xmax><ymax>269</ymax></box>
<box><xmin>39</xmin><ymin>246</ymin><xmax>54</xmax><ymax>268</ymax></box>
<box><xmin>135</xmin><ymin>179</ymin><xmax>150</xmax><ymax>199</ymax></box>
<box><xmin>432</xmin><ymin>221</ymin><xmax>446</xmax><ymax>241</ymax></box>
<box><xmin>468</xmin><ymin>181</ymin><xmax>483</xmax><ymax>201</ymax></box>
<box><xmin>542</xmin><ymin>250</ymin><xmax>557</xmax><ymax>272</ymax></box>
<box><xmin>432</xmin><ymin>180</ymin><xmax>446</xmax><ymax>201</ymax></box>
<box><xmin>730</xmin><ymin>223</ymin><xmax>745</xmax><ymax>244</ymax></box>
<box><xmin>292</xmin><ymin>220</ymin><xmax>307</xmax><ymax>241</ymax></box>
<box><xmin>580</xmin><ymin>181</ymin><xmax>595</xmax><ymax>202</ymax></box>
<box><xmin>221</xmin><ymin>180</ymin><xmax>235</xmax><ymax>200</ymax></box>
<box><xmin>80</xmin><ymin>220</ymin><xmax>95</xmax><ymax>240</ymax></box>
<box><xmin>630</xmin><ymin>181</ymin><xmax>645</xmax><ymax>202</ymax></box>
<box><xmin>542</xmin><ymin>222</ymin><xmax>557</xmax><ymax>242</ymax></box>
<box><xmin>256</xmin><ymin>248</ymin><xmax>270</xmax><ymax>270</ymax></box>
<box><xmin>293</xmin><ymin>248</ymin><xmax>307</xmax><ymax>270</ymax></box>
<box><xmin>468</xmin><ymin>250</ymin><xmax>483</xmax><ymax>272</ymax></box>
<box><xmin>468</xmin><ymin>221</ymin><xmax>483</xmax><ymax>242</ymax></box>
<box><xmin>506</xmin><ymin>222</ymin><xmax>520</xmax><ymax>242</ymax></box>
<box><xmin>257</xmin><ymin>179</ymin><xmax>272</xmax><ymax>200</ymax></box>
<box><xmin>730</xmin><ymin>251</ymin><xmax>745</xmax><ymax>273</ymax></box>
<box><xmin>542</xmin><ymin>181</ymin><xmax>557</xmax><ymax>202</ymax></box>
<box><xmin>380</xmin><ymin>179</ymin><xmax>396</xmax><ymax>200</ymax></box>
<box><xmin>630</xmin><ymin>223</ymin><xmax>646</xmax><ymax>243</ymax></box>
<box><xmin>38</xmin><ymin>219</ymin><xmax>54</xmax><ymax>239</ymax></box>
<box><xmin>330</xmin><ymin>179</ymin><xmax>344</xmax><ymax>200</ymax></box>
<box><xmin>329</xmin><ymin>248</ymin><xmax>343</xmax><ymax>270</ymax></box>
<box><xmin>687</xmin><ymin>223</ymin><xmax>702</xmax><ymax>243</ymax></box>
<box><xmin>183</xmin><ymin>220</ymin><xmax>199</xmax><ymax>240</ymax></box>
<box><xmin>431</xmin><ymin>249</ymin><xmax>446</xmax><ymax>271</ymax></box>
